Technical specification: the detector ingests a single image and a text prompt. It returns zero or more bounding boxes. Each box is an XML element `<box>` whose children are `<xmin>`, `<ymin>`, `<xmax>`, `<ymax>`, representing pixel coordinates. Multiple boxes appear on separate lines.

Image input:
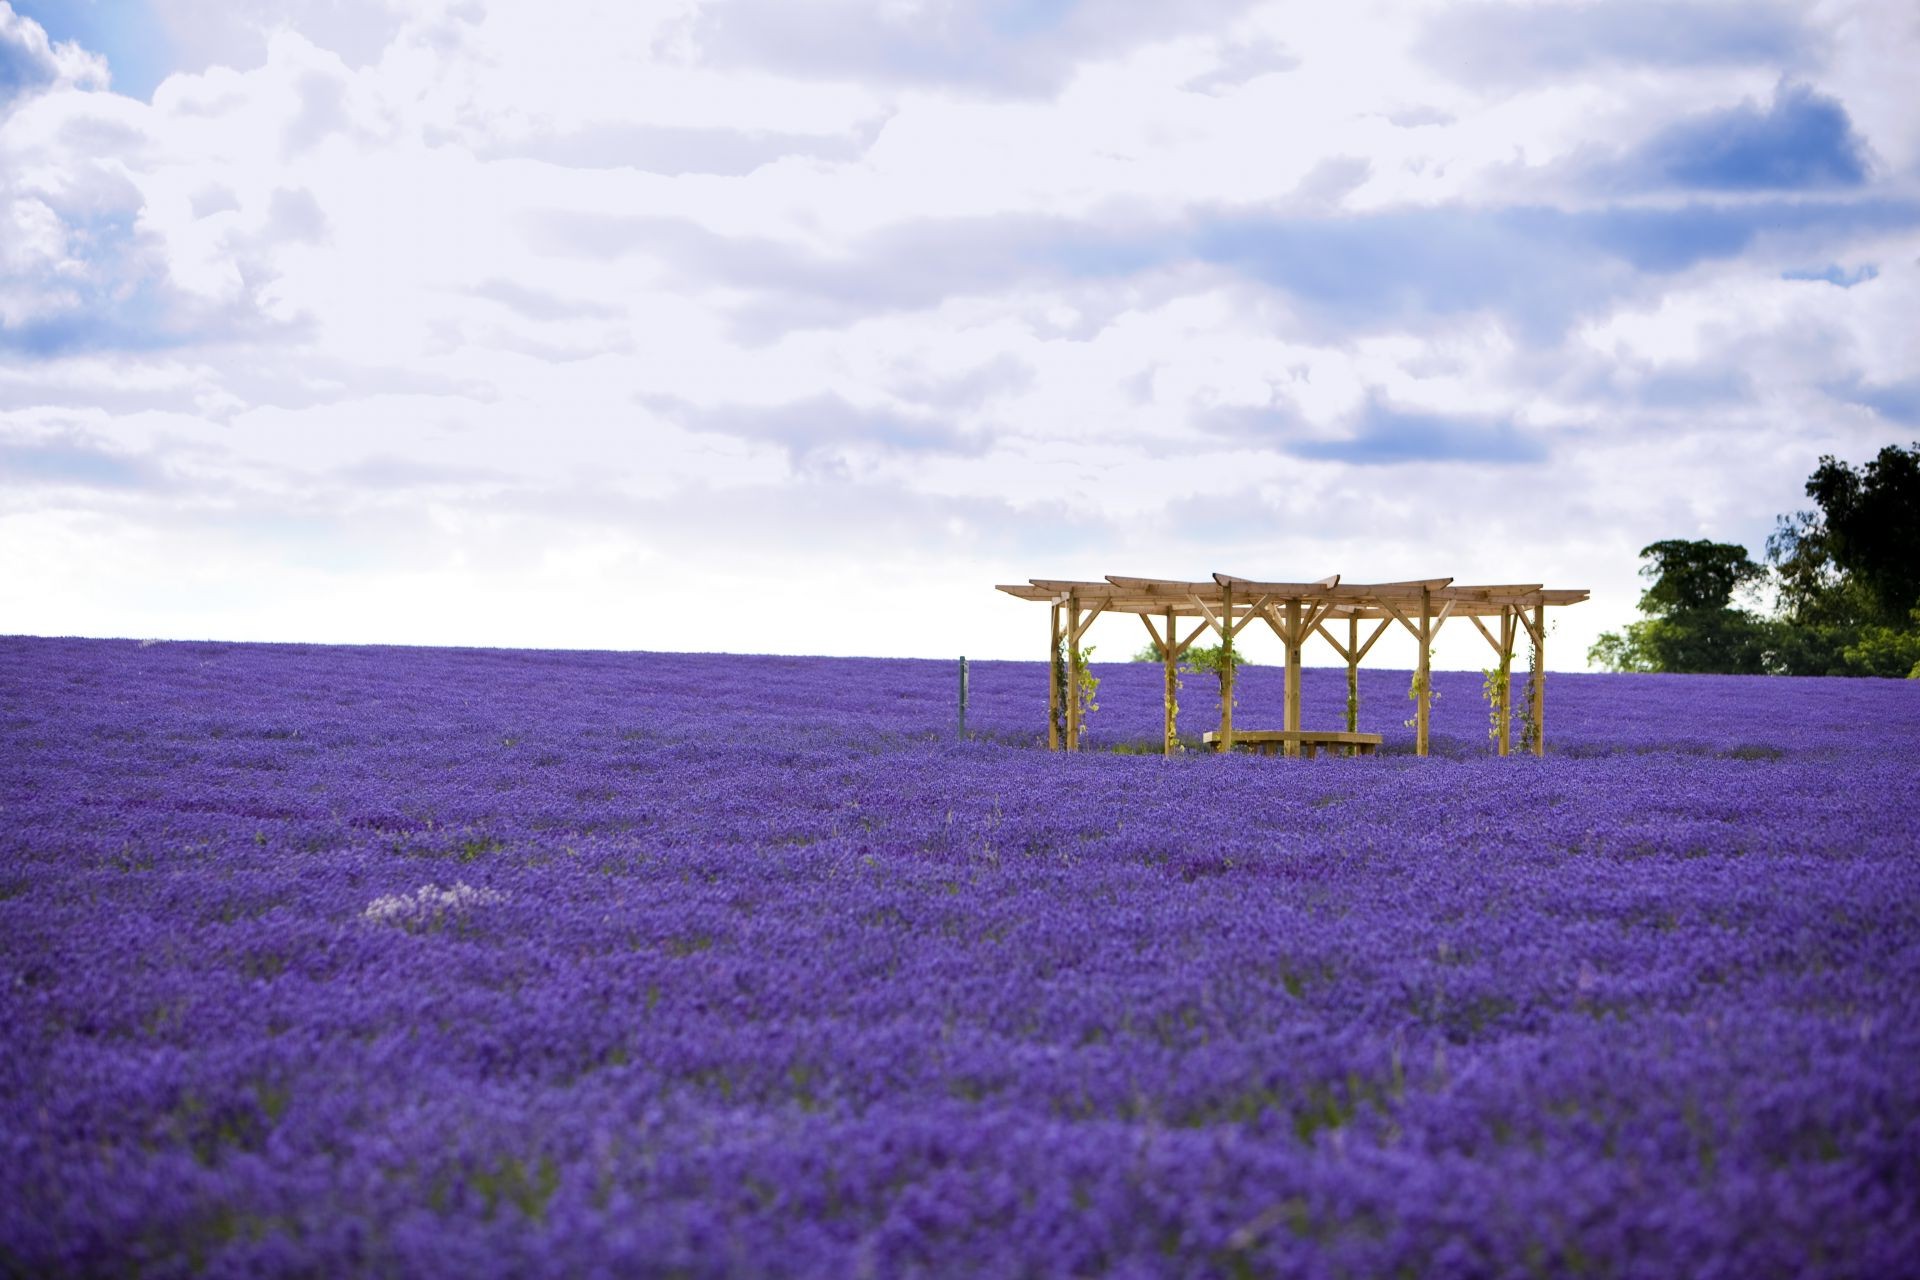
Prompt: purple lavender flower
<box><xmin>2</xmin><ymin>637</ymin><xmax>1916</xmax><ymax>1277</ymax></box>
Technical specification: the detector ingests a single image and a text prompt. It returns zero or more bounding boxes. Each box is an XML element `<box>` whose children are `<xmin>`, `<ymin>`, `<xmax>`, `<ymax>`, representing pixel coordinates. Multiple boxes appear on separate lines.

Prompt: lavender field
<box><xmin>3</xmin><ymin>636</ymin><xmax>1917</xmax><ymax>1278</ymax></box>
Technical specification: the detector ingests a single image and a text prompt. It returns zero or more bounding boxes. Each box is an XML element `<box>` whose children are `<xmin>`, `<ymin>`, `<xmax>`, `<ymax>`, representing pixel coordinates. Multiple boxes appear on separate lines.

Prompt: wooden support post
<box><xmin>1047</xmin><ymin>604</ymin><xmax>1061</xmax><ymax>751</ymax></box>
<box><xmin>1531</xmin><ymin>603</ymin><xmax>1546</xmax><ymax>757</ymax></box>
<box><xmin>1066</xmin><ymin>595</ymin><xmax>1082</xmax><ymax>752</ymax></box>
<box><xmin>1162</xmin><ymin>607</ymin><xmax>1178</xmax><ymax>758</ymax></box>
<box><xmin>1417</xmin><ymin>586</ymin><xmax>1433</xmax><ymax>758</ymax></box>
<box><xmin>1497</xmin><ymin>607</ymin><xmax>1513</xmax><ymax>757</ymax></box>
<box><xmin>1220</xmin><ymin>584</ymin><xmax>1235</xmax><ymax>752</ymax></box>
<box><xmin>1346</xmin><ymin>615</ymin><xmax>1360</xmax><ymax>735</ymax></box>
<box><xmin>1284</xmin><ymin>598</ymin><xmax>1303</xmax><ymax>758</ymax></box>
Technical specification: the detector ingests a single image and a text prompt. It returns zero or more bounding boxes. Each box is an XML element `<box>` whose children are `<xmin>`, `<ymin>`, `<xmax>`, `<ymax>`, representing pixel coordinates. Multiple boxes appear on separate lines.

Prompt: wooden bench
<box><xmin>1202</xmin><ymin>730</ymin><xmax>1383</xmax><ymax>758</ymax></box>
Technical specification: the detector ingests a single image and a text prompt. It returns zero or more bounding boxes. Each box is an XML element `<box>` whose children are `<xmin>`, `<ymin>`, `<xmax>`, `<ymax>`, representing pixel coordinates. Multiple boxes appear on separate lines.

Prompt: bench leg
<box><xmin>1303</xmin><ymin>742</ymin><xmax>1317</xmax><ymax>759</ymax></box>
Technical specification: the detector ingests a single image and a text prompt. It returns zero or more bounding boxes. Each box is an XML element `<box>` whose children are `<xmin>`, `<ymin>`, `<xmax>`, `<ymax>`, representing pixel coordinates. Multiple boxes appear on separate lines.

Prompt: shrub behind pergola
<box><xmin>997</xmin><ymin>574</ymin><xmax>1589</xmax><ymax>757</ymax></box>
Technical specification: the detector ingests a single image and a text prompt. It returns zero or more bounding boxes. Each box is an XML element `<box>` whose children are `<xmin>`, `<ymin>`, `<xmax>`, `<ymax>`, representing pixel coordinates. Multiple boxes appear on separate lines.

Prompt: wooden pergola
<box><xmin>997</xmin><ymin>574</ymin><xmax>1589</xmax><ymax>758</ymax></box>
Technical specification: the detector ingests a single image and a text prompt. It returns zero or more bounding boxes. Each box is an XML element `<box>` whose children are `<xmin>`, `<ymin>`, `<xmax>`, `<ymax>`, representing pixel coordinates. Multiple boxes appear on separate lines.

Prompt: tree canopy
<box><xmin>1592</xmin><ymin>443</ymin><xmax>1920</xmax><ymax>677</ymax></box>
<box><xmin>1588</xmin><ymin>540</ymin><xmax>1769</xmax><ymax>674</ymax></box>
<box><xmin>1766</xmin><ymin>442</ymin><xmax>1920</xmax><ymax>676</ymax></box>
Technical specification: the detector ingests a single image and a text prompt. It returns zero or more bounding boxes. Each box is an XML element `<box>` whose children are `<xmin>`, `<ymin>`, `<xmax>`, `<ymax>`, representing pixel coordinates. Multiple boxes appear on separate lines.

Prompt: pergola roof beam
<box><xmin>1001</xmin><ymin>580</ymin><xmax>1590</xmax><ymax>614</ymax></box>
<box><xmin>1213</xmin><ymin>572</ymin><xmax>1341</xmax><ymax>595</ymax></box>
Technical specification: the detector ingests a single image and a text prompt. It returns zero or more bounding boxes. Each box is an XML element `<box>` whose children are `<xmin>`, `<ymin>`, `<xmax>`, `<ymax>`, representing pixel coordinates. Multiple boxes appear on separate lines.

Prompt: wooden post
<box><xmin>1047</xmin><ymin>604</ymin><xmax>1061</xmax><ymax>751</ymax></box>
<box><xmin>1066</xmin><ymin>594</ymin><xmax>1082</xmax><ymax>752</ymax></box>
<box><xmin>1284</xmin><ymin>598</ymin><xmax>1303</xmax><ymax>758</ymax></box>
<box><xmin>1531</xmin><ymin>603</ymin><xmax>1546</xmax><ymax>757</ymax></box>
<box><xmin>1496</xmin><ymin>608</ymin><xmax>1512</xmax><ymax>757</ymax></box>
<box><xmin>1162</xmin><ymin>607</ymin><xmax>1178</xmax><ymax>758</ymax></box>
<box><xmin>1346</xmin><ymin>615</ymin><xmax>1360</xmax><ymax>735</ymax></box>
<box><xmin>1220</xmin><ymin>584</ymin><xmax>1235</xmax><ymax>752</ymax></box>
<box><xmin>1417</xmin><ymin>586</ymin><xmax>1432</xmax><ymax>758</ymax></box>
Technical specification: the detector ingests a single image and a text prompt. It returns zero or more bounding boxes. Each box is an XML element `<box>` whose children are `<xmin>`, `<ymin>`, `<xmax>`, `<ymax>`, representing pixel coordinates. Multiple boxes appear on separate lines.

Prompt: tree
<box><xmin>1181</xmin><ymin>644</ymin><xmax>1240</xmax><ymax>704</ymax></box>
<box><xmin>1588</xmin><ymin>539</ymin><xmax>1770</xmax><ymax>674</ymax></box>
<box><xmin>1131</xmin><ymin>639</ymin><xmax>1242</xmax><ymax>700</ymax></box>
<box><xmin>1766</xmin><ymin>442</ymin><xmax>1920</xmax><ymax>676</ymax></box>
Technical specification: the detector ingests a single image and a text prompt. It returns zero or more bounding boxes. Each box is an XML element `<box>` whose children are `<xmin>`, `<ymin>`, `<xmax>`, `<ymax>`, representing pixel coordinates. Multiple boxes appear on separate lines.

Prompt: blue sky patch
<box><xmin>12</xmin><ymin>0</ymin><xmax>172</xmax><ymax>100</ymax></box>
<box><xmin>1421</xmin><ymin>0</ymin><xmax>1812</xmax><ymax>82</ymax></box>
<box><xmin>1782</xmin><ymin>263</ymin><xmax>1879</xmax><ymax>287</ymax></box>
<box><xmin>1829</xmin><ymin>378</ymin><xmax>1920</xmax><ymax>425</ymax></box>
<box><xmin>0</xmin><ymin>432</ymin><xmax>163</xmax><ymax>488</ymax></box>
<box><xmin>1617</xmin><ymin>83</ymin><xmax>1870</xmax><ymax>192</ymax></box>
<box><xmin>0</xmin><ymin>14</ymin><xmax>58</xmax><ymax>104</ymax></box>
<box><xmin>1286</xmin><ymin>400</ymin><xmax>1546</xmax><ymax>466</ymax></box>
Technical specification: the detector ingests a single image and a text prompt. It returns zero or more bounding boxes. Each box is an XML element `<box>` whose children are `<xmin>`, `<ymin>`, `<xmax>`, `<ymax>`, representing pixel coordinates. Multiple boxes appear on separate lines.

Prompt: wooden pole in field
<box><xmin>1416</xmin><ymin>586</ymin><xmax>1433</xmax><ymax>758</ymax></box>
<box><xmin>1066</xmin><ymin>594</ymin><xmax>1082</xmax><ymax>751</ymax></box>
<box><xmin>1347</xmin><ymin>614</ymin><xmax>1360</xmax><ymax>734</ymax></box>
<box><xmin>1047</xmin><ymin>603</ymin><xmax>1061</xmax><ymax>751</ymax></box>
<box><xmin>1496</xmin><ymin>607</ymin><xmax>1513</xmax><ymax>757</ymax></box>
<box><xmin>1283</xmin><ymin>598</ymin><xmax>1303</xmax><ymax>758</ymax></box>
<box><xmin>1162</xmin><ymin>607</ymin><xmax>1178</xmax><ymax>757</ymax></box>
<box><xmin>1531</xmin><ymin>602</ymin><xmax>1546</xmax><ymax>757</ymax></box>
<box><xmin>1220</xmin><ymin>583</ymin><xmax>1235</xmax><ymax>752</ymax></box>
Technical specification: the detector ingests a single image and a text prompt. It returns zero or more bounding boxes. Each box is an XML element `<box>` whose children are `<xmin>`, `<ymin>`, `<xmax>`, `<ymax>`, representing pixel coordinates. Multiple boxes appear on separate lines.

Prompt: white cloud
<box><xmin>0</xmin><ymin>2</ymin><xmax>108</xmax><ymax>105</ymax></box>
<box><xmin>1</xmin><ymin>0</ymin><xmax>1916</xmax><ymax>671</ymax></box>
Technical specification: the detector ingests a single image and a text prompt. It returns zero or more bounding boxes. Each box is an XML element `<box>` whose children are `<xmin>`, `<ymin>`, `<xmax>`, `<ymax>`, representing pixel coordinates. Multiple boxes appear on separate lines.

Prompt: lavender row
<box><xmin>3</xmin><ymin>637</ymin><xmax>1917</xmax><ymax>1277</ymax></box>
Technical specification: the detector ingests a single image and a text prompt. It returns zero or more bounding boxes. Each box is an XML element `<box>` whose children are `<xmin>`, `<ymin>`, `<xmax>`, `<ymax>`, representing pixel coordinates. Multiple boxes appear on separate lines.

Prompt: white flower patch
<box><xmin>361</xmin><ymin>882</ymin><xmax>508</xmax><ymax>931</ymax></box>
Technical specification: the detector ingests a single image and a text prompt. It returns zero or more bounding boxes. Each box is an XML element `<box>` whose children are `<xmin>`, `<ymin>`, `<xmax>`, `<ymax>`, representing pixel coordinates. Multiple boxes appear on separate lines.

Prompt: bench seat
<box><xmin>1202</xmin><ymin>729</ymin><xmax>1384</xmax><ymax>758</ymax></box>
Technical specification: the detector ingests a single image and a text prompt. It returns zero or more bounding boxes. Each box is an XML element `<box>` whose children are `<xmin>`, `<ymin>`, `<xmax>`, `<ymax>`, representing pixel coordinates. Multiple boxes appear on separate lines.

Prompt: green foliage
<box><xmin>1588</xmin><ymin>612</ymin><xmax>1771</xmax><ymax>675</ymax></box>
<box><xmin>1481</xmin><ymin>667</ymin><xmax>1511</xmax><ymax>745</ymax></box>
<box><xmin>1635</xmin><ymin>539</ymin><xmax>1766</xmax><ymax>614</ymax></box>
<box><xmin>1182</xmin><ymin>643</ymin><xmax>1237</xmax><ymax>678</ymax></box>
<box><xmin>1185</xmin><ymin>645</ymin><xmax>1236</xmax><ymax>684</ymax></box>
<box><xmin>1177</xmin><ymin>643</ymin><xmax>1241</xmax><ymax>710</ymax></box>
<box><xmin>1056</xmin><ymin>636</ymin><xmax>1099</xmax><ymax>733</ymax></box>
<box><xmin>1589</xmin><ymin>539</ymin><xmax>1770</xmax><ymax>674</ymax></box>
<box><xmin>470</xmin><ymin>1154</ymin><xmax>561</xmax><ymax>1223</ymax></box>
<box><xmin>1131</xmin><ymin>639</ymin><xmax>1244</xmax><ymax>681</ymax></box>
<box><xmin>1766</xmin><ymin>442</ymin><xmax>1920</xmax><ymax>675</ymax></box>
<box><xmin>1051</xmin><ymin>640</ymin><xmax>1068</xmax><ymax>743</ymax></box>
<box><xmin>1605</xmin><ymin>443</ymin><xmax>1920</xmax><ymax>675</ymax></box>
<box><xmin>1403</xmin><ymin>662</ymin><xmax>1437</xmax><ymax>728</ymax></box>
<box><xmin>1842</xmin><ymin>610</ymin><xmax>1920</xmax><ymax>678</ymax></box>
<box><xmin>1520</xmin><ymin>636</ymin><xmax>1540</xmax><ymax>753</ymax></box>
<box><xmin>1790</xmin><ymin>442</ymin><xmax>1920</xmax><ymax>624</ymax></box>
<box><xmin>1587</xmin><ymin>622</ymin><xmax>1656</xmax><ymax>673</ymax></box>
<box><xmin>1075</xmin><ymin>646</ymin><xmax>1101</xmax><ymax>720</ymax></box>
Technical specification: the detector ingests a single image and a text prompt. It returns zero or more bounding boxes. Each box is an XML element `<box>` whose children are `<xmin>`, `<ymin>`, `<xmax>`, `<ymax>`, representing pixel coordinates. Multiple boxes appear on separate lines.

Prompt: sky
<box><xmin>1</xmin><ymin>0</ymin><xmax>1916</xmax><ymax>670</ymax></box>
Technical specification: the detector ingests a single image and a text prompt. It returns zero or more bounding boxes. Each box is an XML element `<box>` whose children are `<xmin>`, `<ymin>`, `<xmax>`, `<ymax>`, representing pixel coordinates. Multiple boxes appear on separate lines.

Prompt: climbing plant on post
<box><xmin>1481</xmin><ymin>666</ymin><xmax>1511</xmax><ymax>751</ymax></box>
<box><xmin>1075</xmin><ymin>645</ymin><xmax>1100</xmax><ymax>743</ymax></box>
<box><xmin>1520</xmin><ymin>628</ymin><xmax>1541</xmax><ymax>756</ymax></box>
<box><xmin>1058</xmin><ymin>590</ymin><xmax>1108</xmax><ymax>751</ymax></box>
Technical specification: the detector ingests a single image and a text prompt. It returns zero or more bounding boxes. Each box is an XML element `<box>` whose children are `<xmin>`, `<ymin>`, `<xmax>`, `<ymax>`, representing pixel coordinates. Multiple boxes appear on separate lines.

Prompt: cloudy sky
<box><xmin>2</xmin><ymin>0</ymin><xmax>1915</xmax><ymax>668</ymax></box>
